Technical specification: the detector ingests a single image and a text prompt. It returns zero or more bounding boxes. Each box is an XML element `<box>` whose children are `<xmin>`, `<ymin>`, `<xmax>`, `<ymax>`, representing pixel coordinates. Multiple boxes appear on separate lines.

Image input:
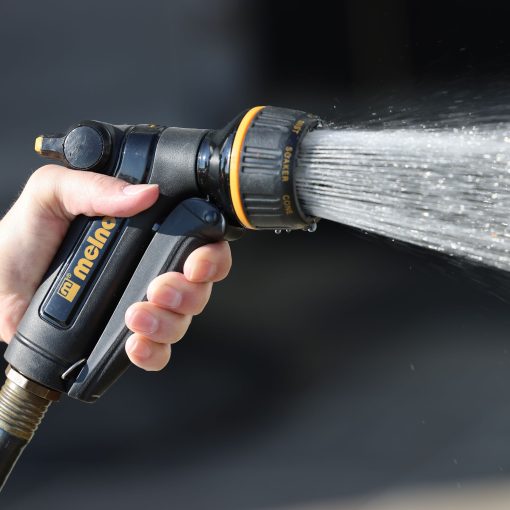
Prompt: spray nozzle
<box><xmin>197</xmin><ymin>106</ymin><xmax>320</xmax><ymax>231</ymax></box>
<box><xmin>0</xmin><ymin>106</ymin><xmax>321</xmax><ymax>490</ymax></box>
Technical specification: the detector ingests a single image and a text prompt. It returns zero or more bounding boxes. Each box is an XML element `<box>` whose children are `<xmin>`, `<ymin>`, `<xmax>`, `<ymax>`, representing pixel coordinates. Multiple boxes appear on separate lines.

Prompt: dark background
<box><xmin>1</xmin><ymin>1</ymin><xmax>510</xmax><ymax>508</ymax></box>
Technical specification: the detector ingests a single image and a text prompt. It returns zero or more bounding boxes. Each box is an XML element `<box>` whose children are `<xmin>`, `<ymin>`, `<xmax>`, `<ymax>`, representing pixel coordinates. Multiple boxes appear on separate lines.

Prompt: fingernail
<box><xmin>128</xmin><ymin>309</ymin><xmax>158</xmax><ymax>334</ymax></box>
<box><xmin>191</xmin><ymin>260</ymin><xmax>217</xmax><ymax>281</ymax></box>
<box><xmin>122</xmin><ymin>184</ymin><xmax>159</xmax><ymax>196</ymax></box>
<box><xmin>126</xmin><ymin>336</ymin><xmax>152</xmax><ymax>360</ymax></box>
<box><xmin>157</xmin><ymin>285</ymin><xmax>183</xmax><ymax>309</ymax></box>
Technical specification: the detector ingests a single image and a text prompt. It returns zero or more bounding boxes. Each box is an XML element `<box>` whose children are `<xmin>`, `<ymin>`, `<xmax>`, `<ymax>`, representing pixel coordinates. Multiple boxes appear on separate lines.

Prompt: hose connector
<box><xmin>0</xmin><ymin>366</ymin><xmax>60</xmax><ymax>491</ymax></box>
<box><xmin>0</xmin><ymin>366</ymin><xmax>59</xmax><ymax>441</ymax></box>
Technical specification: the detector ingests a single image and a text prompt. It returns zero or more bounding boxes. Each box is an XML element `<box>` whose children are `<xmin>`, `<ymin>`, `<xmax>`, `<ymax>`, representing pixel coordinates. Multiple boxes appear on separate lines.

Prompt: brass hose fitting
<box><xmin>0</xmin><ymin>366</ymin><xmax>59</xmax><ymax>490</ymax></box>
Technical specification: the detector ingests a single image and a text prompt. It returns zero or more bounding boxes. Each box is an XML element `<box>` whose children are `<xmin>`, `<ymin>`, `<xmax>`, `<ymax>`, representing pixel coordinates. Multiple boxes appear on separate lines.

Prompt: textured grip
<box><xmin>68</xmin><ymin>198</ymin><xmax>227</xmax><ymax>402</ymax></box>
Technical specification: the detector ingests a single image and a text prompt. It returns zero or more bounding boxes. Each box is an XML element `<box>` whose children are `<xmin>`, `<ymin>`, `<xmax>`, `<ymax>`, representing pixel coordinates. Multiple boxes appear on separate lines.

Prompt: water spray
<box><xmin>296</xmin><ymin>121</ymin><xmax>510</xmax><ymax>270</ymax></box>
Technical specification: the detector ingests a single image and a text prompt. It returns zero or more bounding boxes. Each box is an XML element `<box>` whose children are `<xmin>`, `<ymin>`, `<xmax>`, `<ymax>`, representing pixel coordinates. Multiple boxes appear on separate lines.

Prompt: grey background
<box><xmin>1</xmin><ymin>1</ymin><xmax>510</xmax><ymax>508</ymax></box>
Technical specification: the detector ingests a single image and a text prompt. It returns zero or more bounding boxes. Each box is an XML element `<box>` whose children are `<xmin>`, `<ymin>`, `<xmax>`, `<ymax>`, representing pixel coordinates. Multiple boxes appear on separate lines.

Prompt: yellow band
<box><xmin>34</xmin><ymin>136</ymin><xmax>43</xmax><ymax>154</ymax></box>
<box><xmin>229</xmin><ymin>106</ymin><xmax>265</xmax><ymax>229</ymax></box>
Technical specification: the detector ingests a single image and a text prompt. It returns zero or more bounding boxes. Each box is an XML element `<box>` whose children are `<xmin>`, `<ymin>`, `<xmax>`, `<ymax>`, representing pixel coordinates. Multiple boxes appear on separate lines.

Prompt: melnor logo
<box><xmin>73</xmin><ymin>217</ymin><xmax>116</xmax><ymax>281</ymax></box>
<box><xmin>58</xmin><ymin>274</ymin><xmax>81</xmax><ymax>303</ymax></box>
<box><xmin>56</xmin><ymin>216</ymin><xmax>116</xmax><ymax>303</ymax></box>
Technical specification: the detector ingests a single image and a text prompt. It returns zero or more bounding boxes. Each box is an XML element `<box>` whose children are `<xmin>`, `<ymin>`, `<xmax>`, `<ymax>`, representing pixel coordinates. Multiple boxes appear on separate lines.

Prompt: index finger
<box><xmin>182</xmin><ymin>241</ymin><xmax>232</xmax><ymax>283</ymax></box>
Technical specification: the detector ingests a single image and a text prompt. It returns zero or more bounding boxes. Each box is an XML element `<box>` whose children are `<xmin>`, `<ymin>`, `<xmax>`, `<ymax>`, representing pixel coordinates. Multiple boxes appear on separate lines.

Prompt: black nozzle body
<box><xmin>0</xmin><ymin>106</ymin><xmax>321</xmax><ymax>493</ymax></box>
<box><xmin>7</xmin><ymin>105</ymin><xmax>319</xmax><ymax>399</ymax></box>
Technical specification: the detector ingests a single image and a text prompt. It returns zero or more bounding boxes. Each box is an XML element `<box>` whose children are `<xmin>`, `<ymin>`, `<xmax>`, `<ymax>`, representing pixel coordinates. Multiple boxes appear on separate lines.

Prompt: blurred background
<box><xmin>2</xmin><ymin>0</ymin><xmax>510</xmax><ymax>508</ymax></box>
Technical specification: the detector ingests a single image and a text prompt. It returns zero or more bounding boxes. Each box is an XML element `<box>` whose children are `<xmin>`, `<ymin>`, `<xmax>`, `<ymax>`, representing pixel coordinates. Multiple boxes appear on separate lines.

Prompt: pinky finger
<box><xmin>125</xmin><ymin>334</ymin><xmax>171</xmax><ymax>371</ymax></box>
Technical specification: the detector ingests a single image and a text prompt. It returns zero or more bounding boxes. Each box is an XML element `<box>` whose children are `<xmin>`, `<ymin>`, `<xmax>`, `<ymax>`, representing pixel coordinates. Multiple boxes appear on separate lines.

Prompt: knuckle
<box><xmin>124</xmin><ymin>303</ymin><xmax>139</xmax><ymax>324</ymax></box>
<box><xmin>87</xmin><ymin>173</ymin><xmax>116</xmax><ymax>209</ymax></box>
<box><xmin>25</xmin><ymin>165</ymin><xmax>73</xmax><ymax>219</ymax></box>
<box><xmin>28</xmin><ymin>165</ymin><xmax>57</xmax><ymax>183</ymax></box>
<box><xmin>149</xmin><ymin>272</ymin><xmax>181</xmax><ymax>294</ymax></box>
<box><xmin>223</xmin><ymin>243</ymin><xmax>233</xmax><ymax>265</ymax></box>
<box><xmin>193</xmin><ymin>301</ymin><xmax>207</xmax><ymax>316</ymax></box>
<box><xmin>89</xmin><ymin>171</ymin><xmax>112</xmax><ymax>188</ymax></box>
<box><xmin>167</xmin><ymin>314</ymin><xmax>192</xmax><ymax>342</ymax></box>
<box><xmin>222</xmin><ymin>252</ymin><xmax>233</xmax><ymax>274</ymax></box>
<box><xmin>213</xmin><ymin>243</ymin><xmax>232</xmax><ymax>280</ymax></box>
<box><xmin>162</xmin><ymin>349</ymin><xmax>172</xmax><ymax>366</ymax></box>
<box><xmin>25</xmin><ymin>165</ymin><xmax>57</xmax><ymax>194</ymax></box>
<box><xmin>0</xmin><ymin>294</ymin><xmax>29</xmax><ymax>343</ymax></box>
<box><xmin>148</xmin><ymin>345</ymin><xmax>171</xmax><ymax>371</ymax></box>
<box><xmin>192</xmin><ymin>284</ymin><xmax>212</xmax><ymax>315</ymax></box>
<box><xmin>0</xmin><ymin>318</ymin><xmax>13</xmax><ymax>343</ymax></box>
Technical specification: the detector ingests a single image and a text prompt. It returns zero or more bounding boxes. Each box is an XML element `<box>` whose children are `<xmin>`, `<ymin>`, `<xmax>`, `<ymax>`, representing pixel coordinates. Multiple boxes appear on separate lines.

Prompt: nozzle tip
<box><xmin>34</xmin><ymin>136</ymin><xmax>43</xmax><ymax>154</ymax></box>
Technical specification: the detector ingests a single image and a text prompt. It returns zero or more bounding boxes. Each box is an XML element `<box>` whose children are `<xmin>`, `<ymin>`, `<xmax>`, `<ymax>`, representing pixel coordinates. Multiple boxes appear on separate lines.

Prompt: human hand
<box><xmin>0</xmin><ymin>165</ymin><xmax>231</xmax><ymax>370</ymax></box>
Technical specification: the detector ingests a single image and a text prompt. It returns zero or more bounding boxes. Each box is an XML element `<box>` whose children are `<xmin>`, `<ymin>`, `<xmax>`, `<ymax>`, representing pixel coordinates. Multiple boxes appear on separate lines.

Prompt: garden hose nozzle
<box><xmin>0</xmin><ymin>106</ymin><xmax>320</xmax><ymax>491</ymax></box>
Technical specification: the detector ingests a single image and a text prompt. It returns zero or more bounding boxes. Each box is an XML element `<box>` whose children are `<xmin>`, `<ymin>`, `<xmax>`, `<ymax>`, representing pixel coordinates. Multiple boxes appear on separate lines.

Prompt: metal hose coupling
<box><xmin>0</xmin><ymin>366</ymin><xmax>60</xmax><ymax>490</ymax></box>
<box><xmin>0</xmin><ymin>366</ymin><xmax>59</xmax><ymax>441</ymax></box>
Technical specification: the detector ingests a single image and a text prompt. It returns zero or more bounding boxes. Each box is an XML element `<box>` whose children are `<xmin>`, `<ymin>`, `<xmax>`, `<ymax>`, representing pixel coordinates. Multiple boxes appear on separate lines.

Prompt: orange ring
<box><xmin>229</xmin><ymin>106</ymin><xmax>265</xmax><ymax>229</ymax></box>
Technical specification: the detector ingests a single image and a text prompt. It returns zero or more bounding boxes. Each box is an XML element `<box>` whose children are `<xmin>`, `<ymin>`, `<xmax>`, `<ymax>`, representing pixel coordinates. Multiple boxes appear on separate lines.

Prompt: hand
<box><xmin>0</xmin><ymin>165</ymin><xmax>231</xmax><ymax>371</ymax></box>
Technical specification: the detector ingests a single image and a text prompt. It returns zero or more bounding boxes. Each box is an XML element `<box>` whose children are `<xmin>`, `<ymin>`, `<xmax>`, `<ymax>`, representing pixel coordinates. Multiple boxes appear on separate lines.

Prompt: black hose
<box><xmin>0</xmin><ymin>366</ymin><xmax>59</xmax><ymax>492</ymax></box>
<box><xmin>0</xmin><ymin>429</ymin><xmax>27</xmax><ymax>491</ymax></box>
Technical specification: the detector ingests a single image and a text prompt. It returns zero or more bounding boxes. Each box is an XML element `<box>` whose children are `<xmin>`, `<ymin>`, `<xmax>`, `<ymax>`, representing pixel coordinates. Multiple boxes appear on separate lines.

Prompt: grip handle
<box><xmin>68</xmin><ymin>198</ymin><xmax>227</xmax><ymax>402</ymax></box>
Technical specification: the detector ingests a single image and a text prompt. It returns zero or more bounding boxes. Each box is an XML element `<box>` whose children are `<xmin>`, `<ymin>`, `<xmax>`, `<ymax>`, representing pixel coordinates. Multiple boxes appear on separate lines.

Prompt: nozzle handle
<box><xmin>68</xmin><ymin>198</ymin><xmax>227</xmax><ymax>402</ymax></box>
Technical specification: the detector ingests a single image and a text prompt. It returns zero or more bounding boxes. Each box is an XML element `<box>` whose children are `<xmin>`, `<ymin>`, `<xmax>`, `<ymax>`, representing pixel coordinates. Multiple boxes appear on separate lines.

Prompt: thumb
<box><xmin>19</xmin><ymin>164</ymin><xmax>160</xmax><ymax>221</ymax></box>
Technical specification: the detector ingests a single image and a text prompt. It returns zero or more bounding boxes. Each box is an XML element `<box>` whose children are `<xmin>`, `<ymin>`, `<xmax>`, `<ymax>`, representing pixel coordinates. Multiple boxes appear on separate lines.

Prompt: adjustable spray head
<box><xmin>196</xmin><ymin>106</ymin><xmax>320</xmax><ymax>232</ymax></box>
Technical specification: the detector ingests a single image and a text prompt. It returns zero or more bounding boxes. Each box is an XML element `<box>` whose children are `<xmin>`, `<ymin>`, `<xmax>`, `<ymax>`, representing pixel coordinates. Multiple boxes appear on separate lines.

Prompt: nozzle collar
<box><xmin>230</xmin><ymin>106</ymin><xmax>319</xmax><ymax>230</ymax></box>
